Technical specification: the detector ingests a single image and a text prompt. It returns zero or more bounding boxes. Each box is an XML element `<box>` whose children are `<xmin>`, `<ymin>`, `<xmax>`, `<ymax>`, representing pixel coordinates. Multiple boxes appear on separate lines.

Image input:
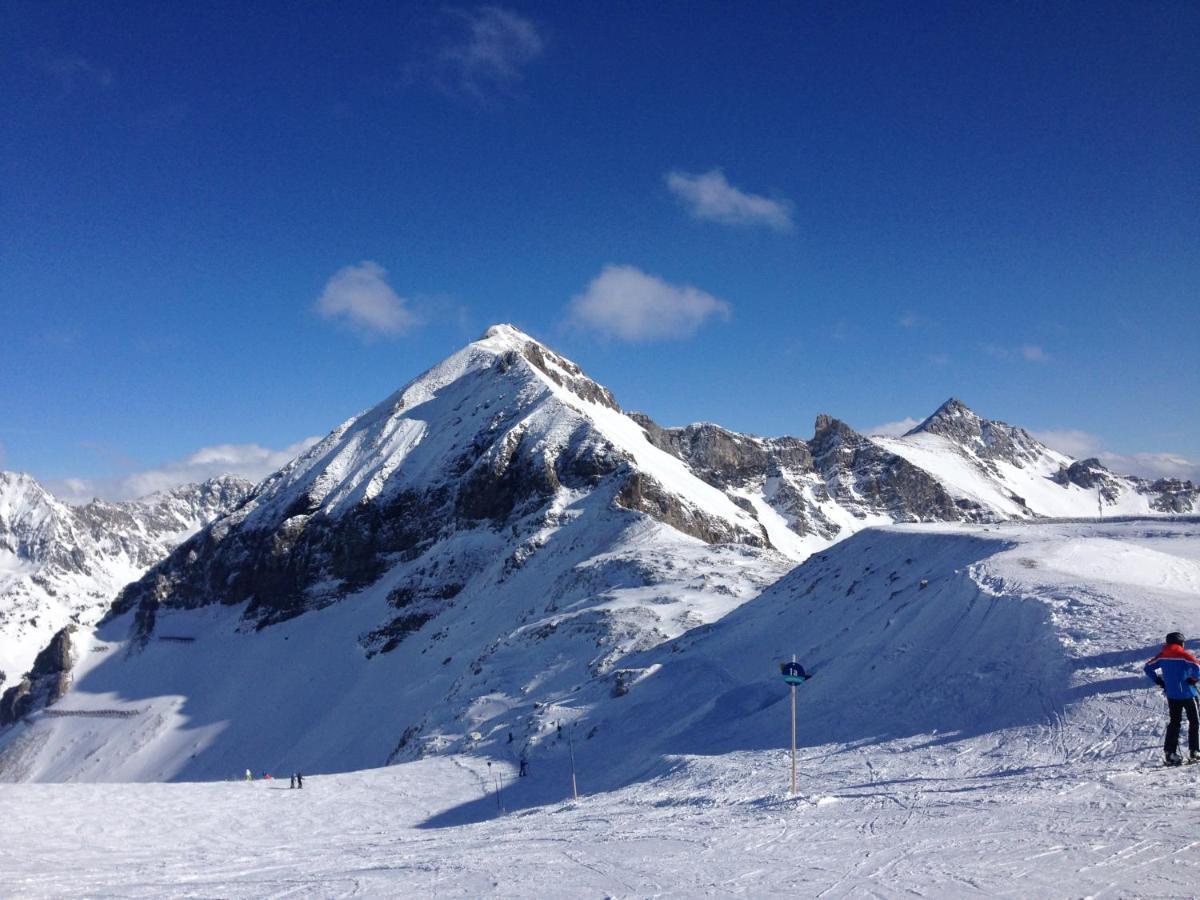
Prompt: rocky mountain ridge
<box><xmin>0</xmin><ymin>325</ymin><xmax>1194</xmax><ymax>779</ymax></box>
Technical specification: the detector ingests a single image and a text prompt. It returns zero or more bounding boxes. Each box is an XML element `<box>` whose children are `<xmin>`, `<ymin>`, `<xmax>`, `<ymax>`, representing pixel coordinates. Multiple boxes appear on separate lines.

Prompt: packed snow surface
<box><xmin>3</xmin><ymin>519</ymin><xmax>1200</xmax><ymax>896</ymax></box>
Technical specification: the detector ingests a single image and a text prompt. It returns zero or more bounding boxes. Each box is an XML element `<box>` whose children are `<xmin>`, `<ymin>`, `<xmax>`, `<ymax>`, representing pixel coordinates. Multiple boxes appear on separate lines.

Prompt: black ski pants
<box><xmin>1165</xmin><ymin>698</ymin><xmax>1199</xmax><ymax>755</ymax></box>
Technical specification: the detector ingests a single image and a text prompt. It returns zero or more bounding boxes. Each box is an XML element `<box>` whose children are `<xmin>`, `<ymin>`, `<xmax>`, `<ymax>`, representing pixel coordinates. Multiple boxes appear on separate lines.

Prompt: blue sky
<box><xmin>2</xmin><ymin>0</ymin><xmax>1197</xmax><ymax>498</ymax></box>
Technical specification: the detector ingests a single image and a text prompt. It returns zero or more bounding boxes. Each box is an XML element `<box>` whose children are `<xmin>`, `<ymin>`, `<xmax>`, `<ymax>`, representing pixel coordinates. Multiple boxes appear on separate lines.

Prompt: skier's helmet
<box><xmin>1167</xmin><ymin>631</ymin><xmax>1186</xmax><ymax>646</ymax></box>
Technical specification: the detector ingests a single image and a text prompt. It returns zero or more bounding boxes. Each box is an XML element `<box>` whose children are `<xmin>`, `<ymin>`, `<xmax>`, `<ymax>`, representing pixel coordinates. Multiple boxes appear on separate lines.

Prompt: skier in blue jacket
<box><xmin>1143</xmin><ymin>631</ymin><xmax>1200</xmax><ymax>766</ymax></box>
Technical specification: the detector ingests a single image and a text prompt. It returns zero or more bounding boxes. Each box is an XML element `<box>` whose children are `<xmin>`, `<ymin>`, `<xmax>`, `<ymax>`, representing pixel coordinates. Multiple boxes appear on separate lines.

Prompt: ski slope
<box><xmin>2</xmin><ymin>520</ymin><xmax>1199</xmax><ymax>895</ymax></box>
<box><xmin>5</xmin><ymin>748</ymin><xmax>1200</xmax><ymax>898</ymax></box>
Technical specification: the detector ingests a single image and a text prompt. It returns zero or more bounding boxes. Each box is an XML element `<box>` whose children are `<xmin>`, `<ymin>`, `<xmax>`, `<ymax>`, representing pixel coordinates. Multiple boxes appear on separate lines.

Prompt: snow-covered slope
<box><xmin>3</xmin><ymin>520</ymin><xmax>1200</xmax><ymax>898</ymax></box>
<box><xmin>0</xmin><ymin>474</ymin><xmax>253</xmax><ymax>690</ymax></box>
<box><xmin>1</xmin><ymin>326</ymin><xmax>1194</xmax><ymax>784</ymax></box>
<box><xmin>874</xmin><ymin>398</ymin><xmax>1197</xmax><ymax>518</ymax></box>
<box><xmin>0</xmin><ymin>325</ymin><xmax>796</xmax><ymax>776</ymax></box>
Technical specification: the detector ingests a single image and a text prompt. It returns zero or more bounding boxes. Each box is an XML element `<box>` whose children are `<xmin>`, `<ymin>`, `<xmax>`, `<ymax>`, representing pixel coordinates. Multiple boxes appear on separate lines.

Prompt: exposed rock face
<box><xmin>1142</xmin><ymin>479</ymin><xmax>1198</xmax><ymax>514</ymax></box>
<box><xmin>615</xmin><ymin>471</ymin><xmax>767</xmax><ymax>546</ymax></box>
<box><xmin>631</xmin><ymin>417</ymin><xmax>811</xmax><ymax>488</ymax></box>
<box><xmin>809</xmin><ymin>416</ymin><xmax>981</xmax><ymax>522</ymax></box>
<box><xmin>119</xmin><ymin>423</ymin><xmax>629</xmax><ymax>633</ymax></box>
<box><xmin>506</xmin><ymin>334</ymin><xmax>621</xmax><ymax>412</ymax></box>
<box><xmin>1052</xmin><ymin>458</ymin><xmax>1122</xmax><ymax>502</ymax></box>
<box><xmin>0</xmin><ymin>626</ymin><xmax>76</xmax><ymax>726</ymax></box>
<box><xmin>630</xmin><ymin>409</ymin><xmax>999</xmax><ymax>552</ymax></box>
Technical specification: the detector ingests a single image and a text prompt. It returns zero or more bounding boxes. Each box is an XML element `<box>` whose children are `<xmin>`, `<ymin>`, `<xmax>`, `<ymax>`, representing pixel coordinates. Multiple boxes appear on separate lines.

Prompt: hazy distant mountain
<box><xmin>873</xmin><ymin>397</ymin><xmax>1196</xmax><ymax>518</ymax></box>
<box><xmin>0</xmin><ymin>473</ymin><xmax>253</xmax><ymax>688</ymax></box>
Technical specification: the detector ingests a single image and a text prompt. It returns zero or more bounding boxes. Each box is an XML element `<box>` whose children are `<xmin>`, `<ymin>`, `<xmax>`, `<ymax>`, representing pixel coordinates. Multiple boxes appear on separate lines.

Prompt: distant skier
<box><xmin>290</xmin><ymin>774</ymin><xmax>296</xmax><ymax>789</ymax></box>
<box><xmin>296</xmin><ymin>772</ymin><xmax>304</xmax><ymax>789</ymax></box>
<box><xmin>518</xmin><ymin>756</ymin><xmax>528</xmax><ymax>777</ymax></box>
<box><xmin>245</xmin><ymin>769</ymin><xmax>253</xmax><ymax>782</ymax></box>
<box><xmin>1143</xmin><ymin>631</ymin><xmax>1200</xmax><ymax>766</ymax></box>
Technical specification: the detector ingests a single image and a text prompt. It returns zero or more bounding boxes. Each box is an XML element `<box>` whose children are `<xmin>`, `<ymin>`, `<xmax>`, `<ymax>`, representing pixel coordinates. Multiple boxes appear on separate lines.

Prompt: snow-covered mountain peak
<box><xmin>905</xmin><ymin>397</ymin><xmax>986</xmax><ymax>442</ymax></box>
<box><xmin>108</xmin><ymin>327</ymin><xmax>773</xmax><ymax>633</ymax></box>
<box><xmin>906</xmin><ymin>396</ymin><xmax>973</xmax><ymax>431</ymax></box>
<box><xmin>235</xmin><ymin>325</ymin><xmax>634</xmax><ymax>533</ymax></box>
<box><xmin>475</xmin><ymin>323</ymin><xmax>621</xmax><ymax>413</ymax></box>
<box><xmin>904</xmin><ymin>397</ymin><xmax>1054</xmax><ymax>469</ymax></box>
<box><xmin>0</xmin><ymin>473</ymin><xmax>76</xmax><ymax>567</ymax></box>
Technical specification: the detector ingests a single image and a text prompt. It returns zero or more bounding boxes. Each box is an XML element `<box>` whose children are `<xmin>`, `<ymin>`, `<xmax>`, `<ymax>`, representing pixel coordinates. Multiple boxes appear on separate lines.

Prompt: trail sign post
<box><xmin>568</xmin><ymin>722</ymin><xmax>579</xmax><ymax>801</ymax></box>
<box><xmin>779</xmin><ymin>656</ymin><xmax>809</xmax><ymax>795</ymax></box>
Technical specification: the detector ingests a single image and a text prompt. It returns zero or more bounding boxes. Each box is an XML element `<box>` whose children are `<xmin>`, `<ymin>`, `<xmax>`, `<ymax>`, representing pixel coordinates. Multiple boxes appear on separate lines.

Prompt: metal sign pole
<box><xmin>569</xmin><ymin>723</ymin><xmax>579</xmax><ymax>801</ymax></box>
<box><xmin>790</xmin><ymin>655</ymin><xmax>798</xmax><ymax>795</ymax></box>
<box><xmin>780</xmin><ymin>654</ymin><xmax>809</xmax><ymax>796</ymax></box>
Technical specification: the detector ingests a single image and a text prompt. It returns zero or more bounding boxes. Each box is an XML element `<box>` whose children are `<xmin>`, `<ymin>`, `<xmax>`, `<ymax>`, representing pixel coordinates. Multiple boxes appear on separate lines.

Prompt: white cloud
<box><xmin>867</xmin><ymin>417</ymin><xmax>921</xmax><ymax>437</ymax></box>
<box><xmin>1110</xmin><ymin>452</ymin><xmax>1200</xmax><ymax>482</ymax></box>
<box><xmin>984</xmin><ymin>343</ymin><xmax>1051</xmax><ymax>363</ymax></box>
<box><xmin>48</xmin><ymin>437</ymin><xmax>320</xmax><ymax>503</ymax></box>
<box><xmin>432</xmin><ymin>6</ymin><xmax>544</xmax><ymax>101</ymax></box>
<box><xmin>315</xmin><ymin>261</ymin><xmax>417</xmax><ymax>338</ymax></box>
<box><xmin>1032</xmin><ymin>429</ymin><xmax>1200</xmax><ymax>483</ymax></box>
<box><xmin>568</xmin><ymin>264</ymin><xmax>732</xmax><ymax>342</ymax></box>
<box><xmin>1031</xmin><ymin>429</ymin><xmax>1101</xmax><ymax>459</ymax></box>
<box><xmin>665</xmin><ymin>169</ymin><xmax>794</xmax><ymax>231</ymax></box>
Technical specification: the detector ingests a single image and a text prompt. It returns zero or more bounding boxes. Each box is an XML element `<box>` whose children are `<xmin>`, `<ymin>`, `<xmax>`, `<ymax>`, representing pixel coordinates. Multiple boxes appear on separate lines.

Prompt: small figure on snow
<box><xmin>519</xmin><ymin>756</ymin><xmax>528</xmax><ymax>777</ymax></box>
<box><xmin>290</xmin><ymin>774</ymin><xmax>296</xmax><ymax>789</ymax></box>
<box><xmin>245</xmin><ymin>768</ymin><xmax>253</xmax><ymax>782</ymax></box>
<box><xmin>296</xmin><ymin>772</ymin><xmax>304</xmax><ymax>789</ymax></box>
<box><xmin>1144</xmin><ymin>631</ymin><xmax>1200</xmax><ymax>766</ymax></box>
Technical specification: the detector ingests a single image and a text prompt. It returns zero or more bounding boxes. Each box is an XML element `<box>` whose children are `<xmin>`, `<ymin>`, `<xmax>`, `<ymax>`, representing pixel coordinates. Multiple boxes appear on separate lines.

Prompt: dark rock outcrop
<box><xmin>0</xmin><ymin>626</ymin><xmax>76</xmax><ymax>726</ymax></box>
<box><xmin>631</xmin><ymin>416</ymin><xmax>811</xmax><ymax>487</ymax></box>
<box><xmin>1052</xmin><ymin>458</ymin><xmax>1121</xmax><ymax>502</ymax></box>
<box><xmin>1144</xmin><ymin>478</ymin><xmax>1198</xmax><ymax>513</ymax></box>
<box><xmin>811</xmin><ymin>415</ymin><xmax>982</xmax><ymax>522</ymax></box>
<box><xmin>615</xmin><ymin>471</ymin><xmax>768</xmax><ymax>547</ymax></box>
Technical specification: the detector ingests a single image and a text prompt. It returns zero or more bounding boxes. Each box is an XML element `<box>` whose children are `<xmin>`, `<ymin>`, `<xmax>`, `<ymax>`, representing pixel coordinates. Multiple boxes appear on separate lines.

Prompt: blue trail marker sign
<box><xmin>780</xmin><ymin>661</ymin><xmax>808</xmax><ymax>685</ymax></box>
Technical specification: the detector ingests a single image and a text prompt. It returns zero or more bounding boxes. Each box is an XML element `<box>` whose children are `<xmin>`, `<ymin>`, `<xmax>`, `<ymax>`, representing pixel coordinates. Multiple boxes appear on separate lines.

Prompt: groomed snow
<box><xmin>4</xmin><ymin>749</ymin><xmax>1200</xmax><ymax>898</ymax></box>
<box><xmin>3</xmin><ymin>520</ymin><xmax>1200</xmax><ymax>896</ymax></box>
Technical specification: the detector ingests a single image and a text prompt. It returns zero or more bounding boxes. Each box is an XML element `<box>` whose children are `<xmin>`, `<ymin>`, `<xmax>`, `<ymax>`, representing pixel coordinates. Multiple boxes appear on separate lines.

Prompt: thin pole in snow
<box><xmin>568</xmin><ymin>722</ymin><xmax>579</xmax><ymax>801</ymax></box>
<box><xmin>790</xmin><ymin>654</ymin><xmax>798</xmax><ymax>796</ymax></box>
<box><xmin>488</xmin><ymin>761</ymin><xmax>504</xmax><ymax>815</ymax></box>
